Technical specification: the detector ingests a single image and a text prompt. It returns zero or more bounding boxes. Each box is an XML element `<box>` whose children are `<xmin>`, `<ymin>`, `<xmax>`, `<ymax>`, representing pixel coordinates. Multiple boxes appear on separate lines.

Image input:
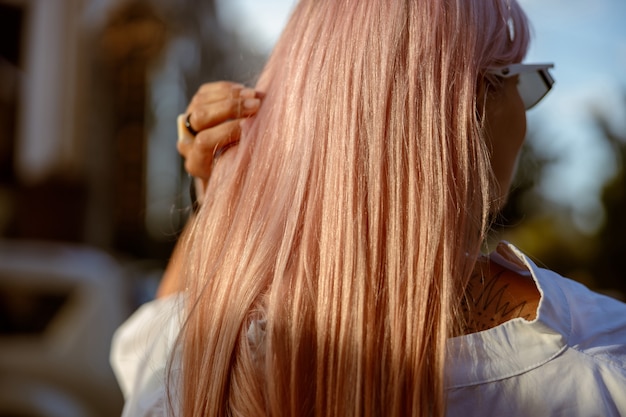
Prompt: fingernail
<box><xmin>243</xmin><ymin>98</ymin><xmax>260</xmax><ymax>109</ymax></box>
<box><xmin>240</xmin><ymin>88</ymin><xmax>256</xmax><ymax>99</ymax></box>
<box><xmin>230</xmin><ymin>84</ymin><xmax>245</xmax><ymax>98</ymax></box>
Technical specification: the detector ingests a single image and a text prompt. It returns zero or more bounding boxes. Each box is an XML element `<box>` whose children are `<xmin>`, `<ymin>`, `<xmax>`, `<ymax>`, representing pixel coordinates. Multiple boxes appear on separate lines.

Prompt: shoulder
<box><xmin>493</xmin><ymin>242</ymin><xmax>626</xmax><ymax>363</ymax></box>
<box><xmin>447</xmin><ymin>243</ymin><xmax>626</xmax><ymax>416</ymax></box>
<box><xmin>543</xmin><ymin>267</ymin><xmax>626</xmax><ymax>356</ymax></box>
<box><xmin>462</xmin><ymin>250</ymin><xmax>540</xmax><ymax>334</ymax></box>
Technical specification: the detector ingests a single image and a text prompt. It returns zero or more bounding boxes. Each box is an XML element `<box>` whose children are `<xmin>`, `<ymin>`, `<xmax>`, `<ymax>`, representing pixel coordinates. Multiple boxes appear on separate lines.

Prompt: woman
<box><xmin>112</xmin><ymin>0</ymin><xmax>626</xmax><ymax>416</ymax></box>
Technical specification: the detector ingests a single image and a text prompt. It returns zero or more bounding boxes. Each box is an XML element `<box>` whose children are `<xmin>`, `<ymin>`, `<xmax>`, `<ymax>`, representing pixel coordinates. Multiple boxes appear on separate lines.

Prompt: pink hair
<box><xmin>176</xmin><ymin>0</ymin><xmax>529</xmax><ymax>416</ymax></box>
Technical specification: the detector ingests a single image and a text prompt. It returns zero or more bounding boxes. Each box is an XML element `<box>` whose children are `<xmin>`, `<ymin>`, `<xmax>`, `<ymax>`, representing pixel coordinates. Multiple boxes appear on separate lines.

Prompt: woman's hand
<box><xmin>177</xmin><ymin>81</ymin><xmax>261</xmax><ymax>181</ymax></box>
<box><xmin>159</xmin><ymin>82</ymin><xmax>261</xmax><ymax>299</ymax></box>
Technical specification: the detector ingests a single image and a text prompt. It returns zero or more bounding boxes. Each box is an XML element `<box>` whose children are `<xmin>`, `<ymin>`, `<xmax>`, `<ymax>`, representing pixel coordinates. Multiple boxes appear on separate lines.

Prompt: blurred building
<box><xmin>2</xmin><ymin>0</ymin><xmax>174</xmax><ymax>256</ymax></box>
<box><xmin>0</xmin><ymin>0</ymin><xmax>265</xmax><ymax>415</ymax></box>
<box><xmin>0</xmin><ymin>0</ymin><xmax>264</xmax><ymax>257</ymax></box>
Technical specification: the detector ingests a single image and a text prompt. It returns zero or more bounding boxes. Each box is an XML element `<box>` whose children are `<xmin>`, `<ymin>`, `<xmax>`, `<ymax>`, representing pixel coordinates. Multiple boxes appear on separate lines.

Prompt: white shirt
<box><xmin>111</xmin><ymin>294</ymin><xmax>184</xmax><ymax>417</ymax></box>
<box><xmin>446</xmin><ymin>243</ymin><xmax>626</xmax><ymax>416</ymax></box>
<box><xmin>111</xmin><ymin>242</ymin><xmax>626</xmax><ymax>416</ymax></box>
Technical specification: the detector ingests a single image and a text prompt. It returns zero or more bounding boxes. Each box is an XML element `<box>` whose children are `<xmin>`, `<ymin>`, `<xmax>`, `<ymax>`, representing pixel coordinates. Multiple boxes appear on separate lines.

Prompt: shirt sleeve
<box><xmin>110</xmin><ymin>295</ymin><xmax>183</xmax><ymax>417</ymax></box>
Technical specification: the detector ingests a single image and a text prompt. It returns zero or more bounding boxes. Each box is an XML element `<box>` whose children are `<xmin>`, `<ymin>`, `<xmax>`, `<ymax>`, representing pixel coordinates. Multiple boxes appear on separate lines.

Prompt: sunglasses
<box><xmin>487</xmin><ymin>63</ymin><xmax>555</xmax><ymax>110</ymax></box>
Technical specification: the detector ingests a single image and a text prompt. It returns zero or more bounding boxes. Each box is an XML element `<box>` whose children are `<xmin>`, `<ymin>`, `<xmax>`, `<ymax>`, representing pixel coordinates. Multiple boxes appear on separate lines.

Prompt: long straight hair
<box><xmin>176</xmin><ymin>0</ymin><xmax>529</xmax><ymax>416</ymax></box>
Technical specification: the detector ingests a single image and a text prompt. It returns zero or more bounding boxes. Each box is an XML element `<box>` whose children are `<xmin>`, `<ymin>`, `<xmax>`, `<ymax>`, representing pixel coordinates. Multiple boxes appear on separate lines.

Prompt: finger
<box><xmin>196</xmin><ymin>81</ymin><xmax>244</xmax><ymax>97</ymax></box>
<box><xmin>188</xmin><ymin>87</ymin><xmax>261</xmax><ymax>115</ymax></box>
<box><xmin>176</xmin><ymin>114</ymin><xmax>195</xmax><ymax>144</ymax></box>
<box><xmin>181</xmin><ymin>119</ymin><xmax>243</xmax><ymax>179</ymax></box>
<box><xmin>187</xmin><ymin>81</ymin><xmax>246</xmax><ymax>113</ymax></box>
<box><xmin>177</xmin><ymin>135</ymin><xmax>193</xmax><ymax>164</ymax></box>
<box><xmin>196</xmin><ymin>81</ymin><xmax>244</xmax><ymax>102</ymax></box>
<box><xmin>187</xmin><ymin>95</ymin><xmax>260</xmax><ymax>133</ymax></box>
<box><xmin>188</xmin><ymin>83</ymin><xmax>265</xmax><ymax>114</ymax></box>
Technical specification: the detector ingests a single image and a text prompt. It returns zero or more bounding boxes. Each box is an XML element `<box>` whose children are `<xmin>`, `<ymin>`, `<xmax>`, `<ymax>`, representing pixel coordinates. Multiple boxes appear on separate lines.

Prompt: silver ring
<box><xmin>185</xmin><ymin>113</ymin><xmax>198</xmax><ymax>136</ymax></box>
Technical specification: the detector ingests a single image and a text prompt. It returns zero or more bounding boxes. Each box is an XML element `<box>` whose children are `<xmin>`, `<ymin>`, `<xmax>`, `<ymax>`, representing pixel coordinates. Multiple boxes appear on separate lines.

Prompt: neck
<box><xmin>459</xmin><ymin>255</ymin><xmax>540</xmax><ymax>335</ymax></box>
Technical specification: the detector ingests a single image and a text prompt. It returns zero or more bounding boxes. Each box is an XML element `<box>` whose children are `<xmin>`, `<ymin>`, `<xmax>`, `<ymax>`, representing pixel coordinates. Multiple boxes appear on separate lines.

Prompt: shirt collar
<box><xmin>445</xmin><ymin>242</ymin><xmax>570</xmax><ymax>389</ymax></box>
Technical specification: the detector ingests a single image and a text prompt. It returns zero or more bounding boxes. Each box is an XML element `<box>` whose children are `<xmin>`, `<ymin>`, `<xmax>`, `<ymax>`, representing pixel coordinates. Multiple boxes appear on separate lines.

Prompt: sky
<box><xmin>216</xmin><ymin>0</ymin><xmax>626</xmax><ymax>233</ymax></box>
<box><xmin>519</xmin><ymin>0</ymin><xmax>626</xmax><ymax>232</ymax></box>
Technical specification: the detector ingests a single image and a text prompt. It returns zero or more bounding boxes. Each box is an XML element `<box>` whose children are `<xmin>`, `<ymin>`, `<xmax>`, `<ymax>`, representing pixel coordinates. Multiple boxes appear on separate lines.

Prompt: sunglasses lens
<box><xmin>518</xmin><ymin>69</ymin><xmax>554</xmax><ymax>110</ymax></box>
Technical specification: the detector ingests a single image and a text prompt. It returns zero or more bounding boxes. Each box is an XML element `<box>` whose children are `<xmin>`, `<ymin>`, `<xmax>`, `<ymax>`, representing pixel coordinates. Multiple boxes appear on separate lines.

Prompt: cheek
<box><xmin>500</xmin><ymin>80</ymin><xmax>527</xmax><ymax>157</ymax></box>
<box><xmin>512</xmin><ymin>94</ymin><xmax>527</xmax><ymax>151</ymax></box>
<box><xmin>486</xmin><ymin>86</ymin><xmax>527</xmax><ymax>200</ymax></box>
<box><xmin>504</xmin><ymin>94</ymin><xmax>527</xmax><ymax>182</ymax></box>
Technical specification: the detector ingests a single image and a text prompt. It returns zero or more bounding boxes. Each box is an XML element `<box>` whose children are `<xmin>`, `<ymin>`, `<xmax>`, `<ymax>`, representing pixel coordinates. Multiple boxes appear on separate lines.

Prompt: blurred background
<box><xmin>0</xmin><ymin>0</ymin><xmax>624</xmax><ymax>415</ymax></box>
